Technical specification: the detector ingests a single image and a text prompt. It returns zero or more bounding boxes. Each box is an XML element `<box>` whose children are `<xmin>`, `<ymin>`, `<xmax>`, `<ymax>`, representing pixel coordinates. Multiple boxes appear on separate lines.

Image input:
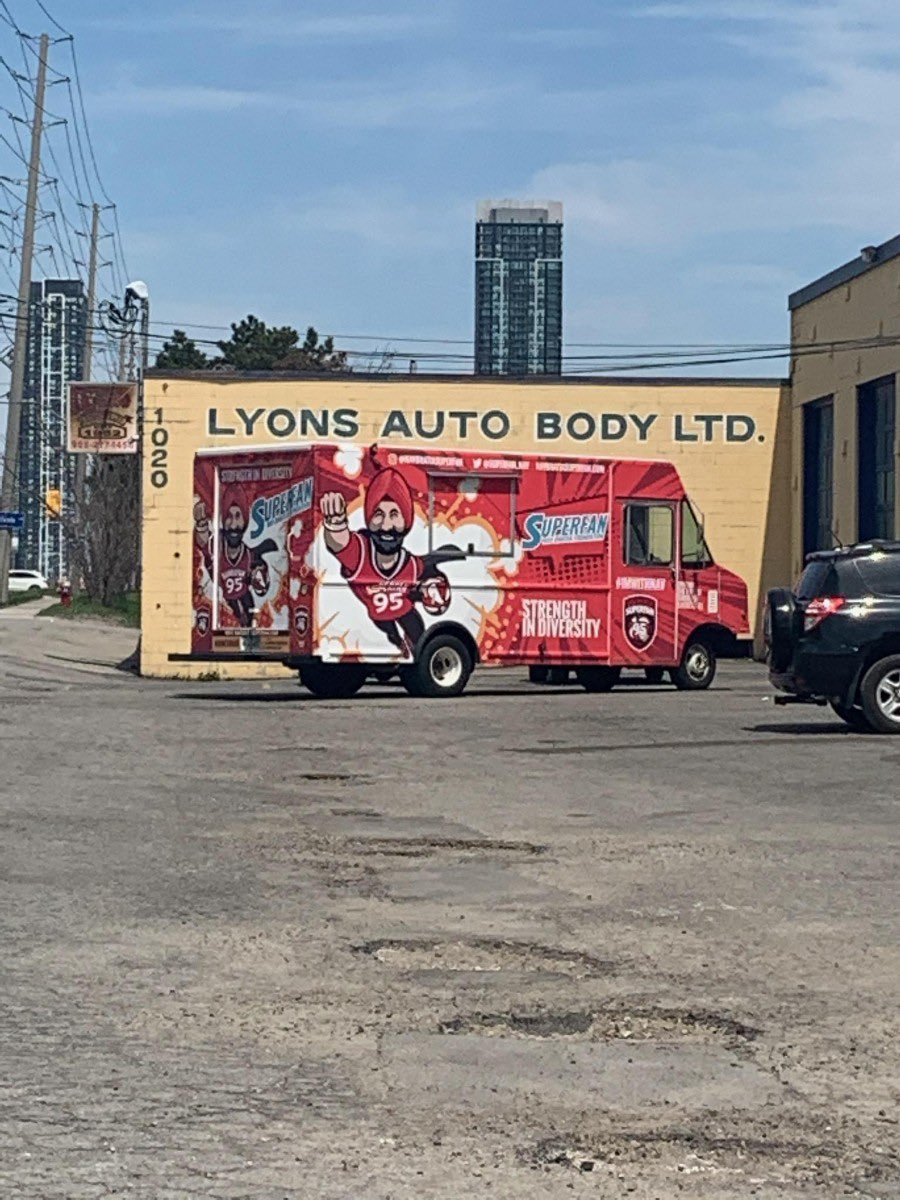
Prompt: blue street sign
<box><xmin>0</xmin><ymin>511</ymin><xmax>24</xmax><ymax>531</ymax></box>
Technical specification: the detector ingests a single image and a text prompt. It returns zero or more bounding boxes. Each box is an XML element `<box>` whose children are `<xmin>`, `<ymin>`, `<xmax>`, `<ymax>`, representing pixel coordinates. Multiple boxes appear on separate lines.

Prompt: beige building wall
<box><xmin>141</xmin><ymin>374</ymin><xmax>791</xmax><ymax>678</ymax></box>
<box><xmin>790</xmin><ymin>246</ymin><xmax>900</xmax><ymax>580</ymax></box>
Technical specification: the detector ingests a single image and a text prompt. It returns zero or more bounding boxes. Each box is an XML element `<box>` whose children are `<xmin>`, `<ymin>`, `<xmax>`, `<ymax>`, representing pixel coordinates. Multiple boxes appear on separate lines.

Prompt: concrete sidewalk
<box><xmin>0</xmin><ymin>599</ymin><xmax>140</xmax><ymax>679</ymax></box>
<box><xmin>0</xmin><ymin>595</ymin><xmax>55</xmax><ymax>620</ymax></box>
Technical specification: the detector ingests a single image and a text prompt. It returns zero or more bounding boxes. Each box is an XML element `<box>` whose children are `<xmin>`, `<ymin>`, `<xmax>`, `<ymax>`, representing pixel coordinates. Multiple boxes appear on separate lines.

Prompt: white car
<box><xmin>9</xmin><ymin>568</ymin><xmax>49</xmax><ymax>593</ymax></box>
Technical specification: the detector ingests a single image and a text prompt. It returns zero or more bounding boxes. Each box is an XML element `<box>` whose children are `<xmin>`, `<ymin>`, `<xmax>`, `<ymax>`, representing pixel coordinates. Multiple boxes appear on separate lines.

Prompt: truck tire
<box><xmin>859</xmin><ymin>655</ymin><xmax>900</xmax><ymax>734</ymax></box>
<box><xmin>829</xmin><ymin>700</ymin><xmax>873</xmax><ymax>732</ymax></box>
<box><xmin>576</xmin><ymin>666</ymin><xmax>621</xmax><ymax>693</ymax></box>
<box><xmin>402</xmin><ymin>634</ymin><xmax>472</xmax><ymax>698</ymax></box>
<box><xmin>300</xmin><ymin>663</ymin><xmax>367</xmax><ymax>699</ymax></box>
<box><xmin>671</xmin><ymin>639</ymin><xmax>716</xmax><ymax>690</ymax></box>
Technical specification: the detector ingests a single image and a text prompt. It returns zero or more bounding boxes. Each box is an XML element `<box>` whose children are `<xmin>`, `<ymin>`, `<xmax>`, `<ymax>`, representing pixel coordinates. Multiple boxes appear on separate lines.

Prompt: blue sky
<box><xmin>9</xmin><ymin>0</ymin><xmax>900</xmax><ymax>370</ymax></box>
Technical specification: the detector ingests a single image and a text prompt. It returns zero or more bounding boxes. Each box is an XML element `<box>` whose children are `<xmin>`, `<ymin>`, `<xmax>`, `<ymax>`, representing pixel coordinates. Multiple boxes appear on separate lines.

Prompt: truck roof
<box><xmin>195</xmin><ymin>442</ymin><xmax>677</xmax><ymax>469</ymax></box>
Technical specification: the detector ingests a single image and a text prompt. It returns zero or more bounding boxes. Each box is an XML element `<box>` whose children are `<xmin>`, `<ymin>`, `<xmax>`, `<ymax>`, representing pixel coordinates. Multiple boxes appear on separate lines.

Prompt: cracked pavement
<box><xmin>1</xmin><ymin>614</ymin><xmax>898</xmax><ymax>1197</ymax></box>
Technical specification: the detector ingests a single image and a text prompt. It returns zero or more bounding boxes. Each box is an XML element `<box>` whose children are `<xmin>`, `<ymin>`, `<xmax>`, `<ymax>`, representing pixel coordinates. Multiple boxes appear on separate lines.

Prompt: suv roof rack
<box><xmin>806</xmin><ymin>539</ymin><xmax>900</xmax><ymax>563</ymax></box>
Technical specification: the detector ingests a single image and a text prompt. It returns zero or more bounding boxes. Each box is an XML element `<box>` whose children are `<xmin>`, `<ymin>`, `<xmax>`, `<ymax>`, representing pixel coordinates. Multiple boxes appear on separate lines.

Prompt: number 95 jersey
<box><xmin>334</xmin><ymin>531</ymin><xmax>422</xmax><ymax>620</ymax></box>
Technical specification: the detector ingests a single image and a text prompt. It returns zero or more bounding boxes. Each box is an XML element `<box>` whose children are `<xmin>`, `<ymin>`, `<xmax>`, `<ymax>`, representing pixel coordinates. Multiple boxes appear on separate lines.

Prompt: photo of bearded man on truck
<box><xmin>320</xmin><ymin>466</ymin><xmax>457</xmax><ymax>656</ymax></box>
<box><xmin>194</xmin><ymin>483</ymin><xmax>278</xmax><ymax>627</ymax></box>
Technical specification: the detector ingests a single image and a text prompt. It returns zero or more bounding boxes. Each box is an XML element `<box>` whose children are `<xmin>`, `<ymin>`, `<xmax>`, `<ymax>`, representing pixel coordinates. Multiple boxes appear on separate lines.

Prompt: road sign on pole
<box><xmin>0</xmin><ymin>512</ymin><xmax>24</xmax><ymax>531</ymax></box>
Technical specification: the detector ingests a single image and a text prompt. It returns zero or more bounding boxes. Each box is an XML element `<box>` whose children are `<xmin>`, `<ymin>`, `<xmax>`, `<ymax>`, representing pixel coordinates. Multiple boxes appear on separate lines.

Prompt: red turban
<box><xmin>365</xmin><ymin>467</ymin><xmax>413</xmax><ymax>530</ymax></box>
<box><xmin>221</xmin><ymin>482</ymin><xmax>249</xmax><ymax>523</ymax></box>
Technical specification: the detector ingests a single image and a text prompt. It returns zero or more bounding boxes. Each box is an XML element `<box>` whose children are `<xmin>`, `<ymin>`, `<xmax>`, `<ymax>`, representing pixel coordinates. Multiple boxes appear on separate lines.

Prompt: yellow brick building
<box><xmin>790</xmin><ymin>235</ymin><xmax>900</xmax><ymax>579</ymax></box>
<box><xmin>140</xmin><ymin>373</ymin><xmax>791</xmax><ymax>677</ymax></box>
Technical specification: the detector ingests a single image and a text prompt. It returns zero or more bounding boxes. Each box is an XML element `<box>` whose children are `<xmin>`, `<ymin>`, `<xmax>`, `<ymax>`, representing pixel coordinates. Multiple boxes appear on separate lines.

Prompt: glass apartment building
<box><xmin>16</xmin><ymin>278</ymin><xmax>86</xmax><ymax>578</ymax></box>
<box><xmin>475</xmin><ymin>199</ymin><xmax>562</xmax><ymax>376</ymax></box>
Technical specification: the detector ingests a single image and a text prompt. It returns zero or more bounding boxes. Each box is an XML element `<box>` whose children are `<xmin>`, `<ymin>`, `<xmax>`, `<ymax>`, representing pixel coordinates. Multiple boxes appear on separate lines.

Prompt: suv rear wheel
<box><xmin>671</xmin><ymin>639</ymin><xmax>716</xmax><ymax>690</ymax></box>
<box><xmin>829</xmin><ymin>701</ymin><xmax>873</xmax><ymax>732</ymax></box>
<box><xmin>859</xmin><ymin>655</ymin><xmax>900</xmax><ymax>734</ymax></box>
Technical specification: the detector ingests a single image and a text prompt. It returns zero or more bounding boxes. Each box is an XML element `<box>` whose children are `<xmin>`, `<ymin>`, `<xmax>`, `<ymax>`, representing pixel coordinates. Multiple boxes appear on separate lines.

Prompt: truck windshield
<box><xmin>682</xmin><ymin>500</ymin><xmax>712</xmax><ymax>568</ymax></box>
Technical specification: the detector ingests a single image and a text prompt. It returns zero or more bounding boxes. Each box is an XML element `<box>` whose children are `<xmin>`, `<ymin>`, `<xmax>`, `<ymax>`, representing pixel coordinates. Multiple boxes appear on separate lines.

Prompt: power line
<box><xmin>31</xmin><ymin>0</ymin><xmax>67</xmax><ymax>36</ymax></box>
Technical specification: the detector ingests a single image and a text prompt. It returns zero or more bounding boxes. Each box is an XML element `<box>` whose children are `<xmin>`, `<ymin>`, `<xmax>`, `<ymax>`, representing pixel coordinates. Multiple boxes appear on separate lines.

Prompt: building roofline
<box><xmin>788</xmin><ymin>232</ymin><xmax>900</xmax><ymax>311</ymax></box>
<box><xmin>144</xmin><ymin>369</ymin><xmax>786</xmax><ymax>387</ymax></box>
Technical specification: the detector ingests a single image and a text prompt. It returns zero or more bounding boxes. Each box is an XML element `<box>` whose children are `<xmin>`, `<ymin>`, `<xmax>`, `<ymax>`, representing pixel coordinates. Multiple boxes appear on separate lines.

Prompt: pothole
<box><xmin>437</xmin><ymin>1005</ymin><xmax>758</xmax><ymax>1045</ymax></box>
<box><xmin>354</xmin><ymin>937</ymin><xmax>614</xmax><ymax>976</ymax></box>
<box><xmin>344</xmin><ymin>836</ymin><xmax>546</xmax><ymax>858</ymax></box>
<box><xmin>529</xmin><ymin>1120</ymin><xmax>898</xmax><ymax>1189</ymax></box>
<box><xmin>295</xmin><ymin>772</ymin><xmax>369</xmax><ymax>783</ymax></box>
<box><xmin>440</xmin><ymin>1010</ymin><xmax>594</xmax><ymax>1037</ymax></box>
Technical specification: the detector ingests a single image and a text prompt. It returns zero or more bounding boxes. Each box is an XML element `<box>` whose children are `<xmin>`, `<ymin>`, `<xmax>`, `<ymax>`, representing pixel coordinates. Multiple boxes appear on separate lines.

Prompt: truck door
<box><xmin>676</xmin><ymin>499</ymin><xmax>722</xmax><ymax>644</ymax></box>
<box><xmin>611</xmin><ymin>500</ymin><xmax>678</xmax><ymax>664</ymax></box>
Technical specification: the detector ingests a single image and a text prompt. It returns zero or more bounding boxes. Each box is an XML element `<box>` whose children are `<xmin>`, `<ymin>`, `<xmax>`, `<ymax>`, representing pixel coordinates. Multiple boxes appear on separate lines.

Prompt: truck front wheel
<box><xmin>671</xmin><ymin>639</ymin><xmax>716</xmax><ymax>690</ymax></box>
<box><xmin>402</xmin><ymin>634</ymin><xmax>472</xmax><ymax>698</ymax></box>
<box><xmin>300</xmin><ymin>663</ymin><xmax>367</xmax><ymax>699</ymax></box>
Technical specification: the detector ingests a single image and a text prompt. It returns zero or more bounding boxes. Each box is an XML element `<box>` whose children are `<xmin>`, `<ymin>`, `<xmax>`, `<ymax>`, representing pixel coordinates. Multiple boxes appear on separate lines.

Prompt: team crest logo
<box><xmin>195</xmin><ymin>608</ymin><xmax>210</xmax><ymax>636</ymax></box>
<box><xmin>624</xmin><ymin>595</ymin><xmax>657</xmax><ymax>652</ymax></box>
<box><xmin>294</xmin><ymin>606</ymin><xmax>309</xmax><ymax>635</ymax></box>
<box><xmin>419</xmin><ymin>574</ymin><xmax>451</xmax><ymax>616</ymax></box>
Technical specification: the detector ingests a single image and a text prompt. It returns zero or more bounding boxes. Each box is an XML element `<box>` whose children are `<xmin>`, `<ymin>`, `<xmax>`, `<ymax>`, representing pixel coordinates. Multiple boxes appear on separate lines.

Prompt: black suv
<box><xmin>766</xmin><ymin>540</ymin><xmax>900</xmax><ymax>733</ymax></box>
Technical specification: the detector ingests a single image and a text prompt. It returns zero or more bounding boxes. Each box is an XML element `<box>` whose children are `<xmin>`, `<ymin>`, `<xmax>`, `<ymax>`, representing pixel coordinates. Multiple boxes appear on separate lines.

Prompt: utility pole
<box><xmin>71</xmin><ymin>202</ymin><xmax>99</xmax><ymax>595</ymax></box>
<box><xmin>82</xmin><ymin>203</ymin><xmax>100</xmax><ymax>381</ymax></box>
<box><xmin>0</xmin><ymin>33</ymin><xmax>49</xmax><ymax>606</ymax></box>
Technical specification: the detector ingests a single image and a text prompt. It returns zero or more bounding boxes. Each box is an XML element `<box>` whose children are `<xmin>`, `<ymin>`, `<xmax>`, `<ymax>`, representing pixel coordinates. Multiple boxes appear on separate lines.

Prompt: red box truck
<box><xmin>183</xmin><ymin>443</ymin><xmax>749</xmax><ymax>698</ymax></box>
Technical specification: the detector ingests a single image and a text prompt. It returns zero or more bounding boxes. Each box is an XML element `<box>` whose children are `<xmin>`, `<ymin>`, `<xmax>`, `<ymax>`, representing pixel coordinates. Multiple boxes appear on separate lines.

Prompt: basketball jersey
<box><xmin>219</xmin><ymin>543</ymin><xmax>252</xmax><ymax>602</ymax></box>
<box><xmin>335</xmin><ymin>532</ymin><xmax>422</xmax><ymax>621</ymax></box>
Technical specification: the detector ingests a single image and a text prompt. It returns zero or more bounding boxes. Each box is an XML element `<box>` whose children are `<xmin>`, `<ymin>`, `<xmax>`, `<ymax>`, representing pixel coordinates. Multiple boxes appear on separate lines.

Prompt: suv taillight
<box><xmin>803</xmin><ymin>595</ymin><xmax>845</xmax><ymax>631</ymax></box>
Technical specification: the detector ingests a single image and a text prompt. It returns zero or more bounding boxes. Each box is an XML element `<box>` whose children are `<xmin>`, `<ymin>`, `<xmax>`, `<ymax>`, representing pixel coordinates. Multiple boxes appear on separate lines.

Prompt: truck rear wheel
<box><xmin>300</xmin><ymin>663</ymin><xmax>367</xmax><ymax>699</ymax></box>
<box><xmin>671</xmin><ymin>639</ymin><xmax>716</xmax><ymax>690</ymax></box>
<box><xmin>402</xmin><ymin>634</ymin><xmax>472</xmax><ymax>698</ymax></box>
<box><xmin>576</xmin><ymin>666</ymin><xmax>620</xmax><ymax>693</ymax></box>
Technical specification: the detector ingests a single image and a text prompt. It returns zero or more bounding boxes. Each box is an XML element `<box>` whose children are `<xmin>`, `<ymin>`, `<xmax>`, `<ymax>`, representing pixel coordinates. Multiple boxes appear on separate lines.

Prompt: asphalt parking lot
<box><xmin>1</xmin><ymin>617</ymin><xmax>898</xmax><ymax>1198</ymax></box>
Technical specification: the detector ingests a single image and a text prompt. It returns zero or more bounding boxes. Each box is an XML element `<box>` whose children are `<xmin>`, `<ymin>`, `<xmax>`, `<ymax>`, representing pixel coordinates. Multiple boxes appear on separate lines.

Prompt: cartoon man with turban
<box><xmin>320</xmin><ymin>467</ymin><xmax>452</xmax><ymax>655</ymax></box>
<box><xmin>194</xmin><ymin>482</ymin><xmax>277</xmax><ymax>627</ymax></box>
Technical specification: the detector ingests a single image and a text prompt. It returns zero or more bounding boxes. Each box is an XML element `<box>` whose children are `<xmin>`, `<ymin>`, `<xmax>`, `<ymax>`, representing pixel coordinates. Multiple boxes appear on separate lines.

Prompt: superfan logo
<box><xmin>249</xmin><ymin>476</ymin><xmax>313</xmax><ymax>539</ymax></box>
<box><xmin>522</xmin><ymin>510</ymin><xmax>609</xmax><ymax>551</ymax></box>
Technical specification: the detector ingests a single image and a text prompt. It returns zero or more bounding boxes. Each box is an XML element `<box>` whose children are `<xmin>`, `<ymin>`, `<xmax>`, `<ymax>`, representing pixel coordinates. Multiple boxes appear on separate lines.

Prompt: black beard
<box><xmin>224</xmin><ymin>529</ymin><xmax>245</xmax><ymax>549</ymax></box>
<box><xmin>370</xmin><ymin>530</ymin><xmax>403</xmax><ymax>555</ymax></box>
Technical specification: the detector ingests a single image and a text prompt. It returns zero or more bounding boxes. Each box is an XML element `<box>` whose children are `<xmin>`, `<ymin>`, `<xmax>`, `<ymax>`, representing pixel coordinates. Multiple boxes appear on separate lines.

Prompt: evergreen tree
<box><xmin>155</xmin><ymin>329</ymin><xmax>209</xmax><ymax>370</ymax></box>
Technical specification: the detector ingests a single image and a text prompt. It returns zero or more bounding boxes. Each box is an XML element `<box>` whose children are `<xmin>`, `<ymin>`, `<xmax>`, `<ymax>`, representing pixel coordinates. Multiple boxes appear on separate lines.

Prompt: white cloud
<box><xmin>88</xmin><ymin>83</ymin><xmax>264</xmax><ymax>116</ymax></box>
<box><xmin>275</xmin><ymin>185</ymin><xmax>459</xmax><ymax>252</ymax></box>
<box><xmin>90</xmin><ymin>7</ymin><xmax>450</xmax><ymax>42</ymax></box>
<box><xmin>88</xmin><ymin>68</ymin><xmax>517</xmax><ymax>128</ymax></box>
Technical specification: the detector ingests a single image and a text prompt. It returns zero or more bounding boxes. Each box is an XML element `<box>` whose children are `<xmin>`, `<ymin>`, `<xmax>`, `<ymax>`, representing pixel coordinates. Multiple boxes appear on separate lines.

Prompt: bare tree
<box><xmin>67</xmin><ymin>456</ymin><xmax>139</xmax><ymax>605</ymax></box>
